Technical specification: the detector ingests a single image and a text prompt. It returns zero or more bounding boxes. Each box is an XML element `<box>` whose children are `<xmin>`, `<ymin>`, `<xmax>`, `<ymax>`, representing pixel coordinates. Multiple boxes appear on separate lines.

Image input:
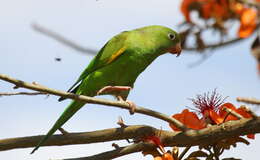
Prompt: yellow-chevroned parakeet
<box><xmin>31</xmin><ymin>25</ymin><xmax>182</xmax><ymax>153</ymax></box>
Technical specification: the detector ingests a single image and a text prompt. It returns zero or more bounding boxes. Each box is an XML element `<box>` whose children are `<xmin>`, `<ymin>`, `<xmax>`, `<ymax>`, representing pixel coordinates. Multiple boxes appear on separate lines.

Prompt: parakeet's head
<box><xmin>136</xmin><ymin>25</ymin><xmax>182</xmax><ymax>57</ymax></box>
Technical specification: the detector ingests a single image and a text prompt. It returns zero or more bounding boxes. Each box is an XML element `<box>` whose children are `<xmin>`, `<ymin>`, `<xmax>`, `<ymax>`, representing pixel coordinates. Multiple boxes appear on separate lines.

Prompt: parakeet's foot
<box><xmin>126</xmin><ymin>100</ymin><xmax>136</xmax><ymax>115</ymax></box>
<box><xmin>116</xmin><ymin>95</ymin><xmax>136</xmax><ymax>115</ymax></box>
<box><xmin>97</xmin><ymin>86</ymin><xmax>132</xmax><ymax>95</ymax></box>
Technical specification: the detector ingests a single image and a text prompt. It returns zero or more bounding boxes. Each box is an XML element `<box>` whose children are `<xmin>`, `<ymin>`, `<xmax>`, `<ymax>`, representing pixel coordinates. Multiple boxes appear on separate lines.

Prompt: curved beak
<box><xmin>168</xmin><ymin>43</ymin><xmax>182</xmax><ymax>57</ymax></box>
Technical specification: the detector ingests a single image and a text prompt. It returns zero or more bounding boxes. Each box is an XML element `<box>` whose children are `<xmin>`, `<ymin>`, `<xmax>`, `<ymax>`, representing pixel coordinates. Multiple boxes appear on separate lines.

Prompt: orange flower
<box><xmin>143</xmin><ymin>136</ymin><xmax>164</xmax><ymax>147</ymax></box>
<box><xmin>154</xmin><ymin>153</ymin><xmax>174</xmax><ymax>160</ymax></box>
<box><xmin>238</xmin><ymin>8</ymin><xmax>257</xmax><ymax>38</ymax></box>
<box><xmin>219</xmin><ymin>103</ymin><xmax>253</xmax><ymax>121</ymax></box>
<box><xmin>218</xmin><ymin>103</ymin><xmax>255</xmax><ymax>139</ymax></box>
<box><xmin>162</xmin><ymin>153</ymin><xmax>174</xmax><ymax>160</ymax></box>
<box><xmin>231</xmin><ymin>2</ymin><xmax>245</xmax><ymax>15</ymax></box>
<box><xmin>143</xmin><ymin>136</ymin><xmax>165</xmax><ymax>153</ymax></box>
<box><xmin>211</xmin><ymin>0</ymin><xmax>230</xmax><ymax>19</ymax></box>
<box><xmin>170</xmin><ymin>90</ymin><xmax>255</xmax><ymax>139</ymax></box>
<box><xmin>180</xmin><ymin>0</ymin><xmax>197</xmax><ymax>22</ymax></box>
<box><xmin>170</xmin><ymin>109</ymin><xmax>206</xmax><ymax>131</ymax></box>
<box><xmin>181</xmin><ymin>0</ymin><xmax>231</xmax><ymax>22</ymax></box>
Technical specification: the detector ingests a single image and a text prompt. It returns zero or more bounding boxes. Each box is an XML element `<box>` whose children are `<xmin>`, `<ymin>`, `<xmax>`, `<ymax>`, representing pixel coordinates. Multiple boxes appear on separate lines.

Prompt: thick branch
<box><xmin>1</xmin><ymin>117</ymin><xmax>259</xmax><ymax>159</ymax></box>
<box><xmin>64</xmin><ymin>117</ymin><xmax>260</xmax><ymax>160</ymax></box>
<box><xmin>32</xmin><ymin>23</ymin><xmax>97</xmax><ymax>55</ymax></box>
<box><xmin>0</xmin><ymin>74</ymin><xmax>187</xmax><ymax>131</ymax></box>
<box><xmin>0</xmin><ymin>125</ymin><xmax>156</xmax><ymax>151</ymax></box>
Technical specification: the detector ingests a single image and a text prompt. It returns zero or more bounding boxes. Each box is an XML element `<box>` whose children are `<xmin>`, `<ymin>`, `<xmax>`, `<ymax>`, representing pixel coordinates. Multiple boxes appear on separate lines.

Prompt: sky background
<box><xmin>0</xmin><ymin>0</ymin><xmax>260</xmax><ymax>159</ymax></box>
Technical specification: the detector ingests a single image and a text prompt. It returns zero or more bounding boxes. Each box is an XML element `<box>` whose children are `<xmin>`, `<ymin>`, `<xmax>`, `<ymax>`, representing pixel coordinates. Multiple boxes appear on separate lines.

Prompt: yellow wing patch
<box><xmin>106</xmin><ymin>46</ymin><xmax>127</xmax><ymax>64</ymax></box>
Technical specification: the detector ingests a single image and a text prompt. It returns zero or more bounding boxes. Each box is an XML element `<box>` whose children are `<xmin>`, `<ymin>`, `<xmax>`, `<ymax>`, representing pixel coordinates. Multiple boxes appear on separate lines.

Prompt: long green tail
<box><xmin>31</xmin><ymin>100</ymin><xmax>85</xmax><ymax>154</ymax></box>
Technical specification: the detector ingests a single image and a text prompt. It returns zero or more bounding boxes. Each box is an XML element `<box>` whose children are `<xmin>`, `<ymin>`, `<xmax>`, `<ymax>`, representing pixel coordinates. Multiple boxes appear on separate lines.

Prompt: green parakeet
<box><xmin>31</xmin><ymin>25</ymin><xmax>182</xmax><ymax>154</ymax></box>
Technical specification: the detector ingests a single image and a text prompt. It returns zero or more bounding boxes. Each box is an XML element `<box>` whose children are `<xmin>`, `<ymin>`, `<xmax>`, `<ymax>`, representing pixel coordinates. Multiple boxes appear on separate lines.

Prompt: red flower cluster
<box><xmin>181</xmin><ymin>0</ymin><xmax>258</xmax><ymax>38</ymax></box>
<box><xmin>170</xmin><ymin>90</ymin><xmax>255</xmax><ymax>139</ymax></box>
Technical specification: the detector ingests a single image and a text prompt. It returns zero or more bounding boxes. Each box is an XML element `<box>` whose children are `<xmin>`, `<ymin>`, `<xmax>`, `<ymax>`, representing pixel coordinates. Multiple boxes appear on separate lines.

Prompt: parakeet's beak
<box><xmin>168</xmin><ymin>43</ymin><xmax>182</xmax><ymax>57</ymax></box>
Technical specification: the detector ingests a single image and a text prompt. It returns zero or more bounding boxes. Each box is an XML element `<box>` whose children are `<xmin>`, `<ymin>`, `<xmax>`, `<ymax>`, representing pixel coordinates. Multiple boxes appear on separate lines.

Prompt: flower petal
<box><xmin>238</xmin><ymin>8</ymin><xmax>257</xmax><ymax>38</ymax></box>
<box><xmin>170</xmin><ymin>109</ymin><xmax>206</xmax><ymax>131</ymax></box>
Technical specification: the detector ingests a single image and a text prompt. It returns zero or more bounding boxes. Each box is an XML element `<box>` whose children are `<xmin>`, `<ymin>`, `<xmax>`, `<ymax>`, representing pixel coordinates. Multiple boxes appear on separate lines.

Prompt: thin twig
<box><xmin>237</xmin><ymin>97</ymin><xmax>260</xmax><ymax>105</ymax></box>
<box><xmin>58</xmin><ymin>128</ymin><xmax>69</xmax><ymax>135</ymax></box>
<box><xmin>178</xmin><ymin>146</ymin><xmax>191</xmax><ymax>160</ymax></box>
<box><xmin>222</xmin><ymin>107</ymin><xmax>243</xmax><ymax>119</ymax></box>
<box><xmin>183</xmin><ymin>38</ymin><xmax>243</xmax><ymax>51</ymax></box>
<box><xmin>32</xmin><ymin>23</ymin><xmax>97</xmax><ymax>55</ymax></box>
<box><xmin>0</xmin><ymin>91</ymin><xmax>46</xmax><ymax>96</ymax></box>
<box><xmin>0</xmin><ymin>74</ymin><xmax>187</xmax><ymax>131</ymax></box>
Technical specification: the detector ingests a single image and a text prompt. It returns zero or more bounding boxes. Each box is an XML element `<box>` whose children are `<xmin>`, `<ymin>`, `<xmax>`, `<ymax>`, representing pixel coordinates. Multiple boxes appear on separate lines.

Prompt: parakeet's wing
<box><xmin>59</xmin><ymin>32</ymin><xmax>128</xmax><ymax>101</ymax></box>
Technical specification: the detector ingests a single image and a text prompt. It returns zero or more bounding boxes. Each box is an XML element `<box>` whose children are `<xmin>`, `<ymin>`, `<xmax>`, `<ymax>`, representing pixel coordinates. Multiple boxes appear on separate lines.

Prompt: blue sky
<box><xmin>0</xmin><ymin>0</ymin><xmax>259</xmax><ymax>159</ymax></box>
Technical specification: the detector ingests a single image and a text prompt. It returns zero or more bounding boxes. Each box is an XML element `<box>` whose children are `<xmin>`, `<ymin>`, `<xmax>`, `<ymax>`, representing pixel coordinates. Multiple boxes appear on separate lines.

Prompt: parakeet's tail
<box><xmin>30</xmin><ymin>100</ymin><xmax>85</xmax><ymax>154</ymax></box>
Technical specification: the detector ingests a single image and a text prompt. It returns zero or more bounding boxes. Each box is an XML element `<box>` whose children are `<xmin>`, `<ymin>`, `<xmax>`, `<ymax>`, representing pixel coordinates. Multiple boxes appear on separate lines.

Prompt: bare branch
<box><xmin>32</xmin><ymin>23</ymin><xmax>97</xmax><ymax>55</ymax></box>
<box><xmin>58</xmin><ymin>128</ymin><xmax>69</xmax><ymax>135</ymax></box>
<box><xmin>0</xmin><ymin>74</ymin><xmax>187</xmax><ymax>131</ymax></box>
<box><xmin>0</xmin><ymin>91</ymin><xmax>46</xmax><ymax>96</ymax></box>
<box><xmin>237</xmin><ymin>97</ymin><xmax>260</xmax><ymax>105</ymax></box>
<box><xmin>32</xmin><ymin>23</ymin><xmax>245</xmax><ymax>56</ymax></box>
<box><xmin>183</xmin><ymin>38</ymin><xmax>243</xmax><ymax>51</ymax></box>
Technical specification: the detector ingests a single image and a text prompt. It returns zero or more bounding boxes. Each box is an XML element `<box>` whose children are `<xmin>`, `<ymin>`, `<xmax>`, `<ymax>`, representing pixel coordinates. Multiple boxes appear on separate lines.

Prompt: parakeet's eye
<box><xmin>168</xmin><ymin>33</ymin><xmax>175</xmax><ymax>40</ymax></box>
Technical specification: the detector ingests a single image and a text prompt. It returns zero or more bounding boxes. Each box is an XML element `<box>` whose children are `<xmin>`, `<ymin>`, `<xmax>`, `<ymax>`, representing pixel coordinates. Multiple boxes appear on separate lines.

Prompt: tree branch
<box><xmin>31</xmin><ymin>23</ymin><xmax>246</xmax><ymax>54</ymax></box>
<box><xmin>0</xmin><ymin>91</ymin><xmax>46</xmax><ymax>96</ymax></box>
<box><xmin>183</xmin><ymin>38</ymin><xmax>244</xmax><ymax>51</ymax></box>
<box><xmin>237</xmin><ymin>97</ymin><xmax>260</xmax><ymax>105</ymax></box>
<box><xmin>60</xmin><ymin>143</ymin><xmax>155</xmax><ymax>160</ymax></box>
<box><xmin>0</xmin><ymin>125</ymin><xmax>157</xmax><ymax>152</ymax></box>
<box><xmin>0</xmin><ymin>74</ymin><xmax>187</xmax><ymax>131</ymax></box>
<box><xmin>32</xmin><ymin>23</ymin><xmax>97</xmax><ymax>55</ymax></box>
<box><xmin>1</xmin><ymin>117</ymin><xmax>259</xmax><ymax>159</ymax></box>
